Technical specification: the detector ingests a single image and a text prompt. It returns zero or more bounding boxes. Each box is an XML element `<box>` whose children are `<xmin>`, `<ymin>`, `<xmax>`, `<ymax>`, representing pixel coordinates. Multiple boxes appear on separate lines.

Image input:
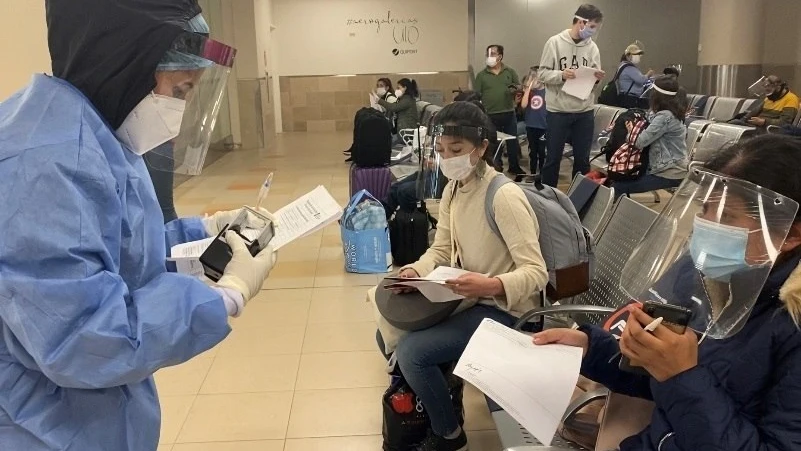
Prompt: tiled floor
<box><xmin>156</xmin><ymin>132</ymin><xmax>506</xmax><ymax>450</ymax></box>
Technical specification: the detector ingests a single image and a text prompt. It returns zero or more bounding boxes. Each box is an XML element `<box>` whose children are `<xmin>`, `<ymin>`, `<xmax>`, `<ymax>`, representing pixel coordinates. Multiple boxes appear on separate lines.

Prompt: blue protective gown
<box><xmin>0</xmin><ymin>75</ymin><xmax>232</xmax><ymax>450</ymax></box>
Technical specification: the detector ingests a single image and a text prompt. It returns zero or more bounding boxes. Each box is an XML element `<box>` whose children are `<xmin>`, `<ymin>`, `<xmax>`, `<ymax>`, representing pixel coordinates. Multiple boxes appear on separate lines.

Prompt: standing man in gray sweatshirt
<box><xmin>538</xmin><ymin>4</ymin><xmax>605</xmax><ymax>187</ymax></box>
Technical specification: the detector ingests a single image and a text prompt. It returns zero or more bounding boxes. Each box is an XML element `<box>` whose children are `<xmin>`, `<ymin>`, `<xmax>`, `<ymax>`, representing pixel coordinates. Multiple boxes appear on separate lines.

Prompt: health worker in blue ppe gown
<box><xmin>0</xmin><ymin>1</ymin><xmax>278</xmax><ymax>450</ymax></box>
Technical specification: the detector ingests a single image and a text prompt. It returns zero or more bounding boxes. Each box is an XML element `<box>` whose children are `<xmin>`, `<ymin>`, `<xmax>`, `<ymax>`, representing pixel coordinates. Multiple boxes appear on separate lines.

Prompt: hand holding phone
<box><xmin>619</xmin><ymin>302</ymin><xmax>697</xmax><ymax>379</ymax></box>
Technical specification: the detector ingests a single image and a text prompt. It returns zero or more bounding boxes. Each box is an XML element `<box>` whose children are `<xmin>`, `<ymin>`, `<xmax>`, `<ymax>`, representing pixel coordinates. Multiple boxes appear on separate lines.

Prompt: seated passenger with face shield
<box><xmin>535</xmin><ymin>134</ymin><xmax>801</xmax><ymax>451</ymax></box>
<box><xmin>0</xmin><ymin>1</ymin><xmax>278</xmax><ymax>450</ymax></box>
<box><xmin>378</xmin><ymin>101</ymin><xmax>548</xmax><ymax>451</ymax></box>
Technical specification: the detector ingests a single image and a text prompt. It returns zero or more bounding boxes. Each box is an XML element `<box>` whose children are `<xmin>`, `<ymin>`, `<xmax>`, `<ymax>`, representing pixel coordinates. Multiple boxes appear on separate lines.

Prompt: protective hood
<box><xmin>46</xmin><ymin>0</ymin><xmax>202</xmax><ymax>129</ymax></box>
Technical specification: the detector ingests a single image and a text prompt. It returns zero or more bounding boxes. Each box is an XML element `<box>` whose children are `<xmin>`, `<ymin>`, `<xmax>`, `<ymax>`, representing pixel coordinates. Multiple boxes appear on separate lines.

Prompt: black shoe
<box><xmin>421</xmin><ymin>429</ymin><xmax>468</xmax><ymax>451</ymax></box>
<box><xmin>509</xmin><ymin>168</ymin><xmax>527</xmax><ymax>176</ymax></box>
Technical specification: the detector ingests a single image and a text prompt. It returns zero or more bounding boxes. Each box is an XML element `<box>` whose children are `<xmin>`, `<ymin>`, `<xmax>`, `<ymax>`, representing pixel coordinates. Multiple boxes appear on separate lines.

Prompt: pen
<box><xmin>607</xmin><ymin>317</ymin><xmax>664</xmax><ymax>363</ymax></box>
<box><xmin>256</xmin><ymin>172</ymin><xmax>274</xmax><ymax>211</ymax></box>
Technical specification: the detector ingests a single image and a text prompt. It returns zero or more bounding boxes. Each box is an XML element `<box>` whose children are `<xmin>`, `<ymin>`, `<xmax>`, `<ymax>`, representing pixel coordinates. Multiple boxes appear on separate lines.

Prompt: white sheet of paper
<box><xmin>385</xmin><ymin>267</ymin><xmax>480</xmax><ymax>303</ymax></box>
<box><xmin>562</xmin><ymin>66</ymin><xmax>600</xmax><ymax>100</ymax></box>
<box><xmin>454</xmin><ymin>319</ymin><xmax>583</xmax><ymax>446</ymax></box>
<box><xmin>169</xmin><ymin>237</ymin><xmax>214</xmax><ymax>260</ymax></box>
<box><xmin>271</xmin><ymin>185</ymin><xmax>342</xmax><ymax>249</ymax></box>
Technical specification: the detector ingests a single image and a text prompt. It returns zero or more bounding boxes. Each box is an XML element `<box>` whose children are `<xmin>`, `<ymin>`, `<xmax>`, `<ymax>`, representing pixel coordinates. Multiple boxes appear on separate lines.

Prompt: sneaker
<box><xmin>421</xmin><ymin>429</ymin><xmax>468</xmax><ymax>451</ymax></box>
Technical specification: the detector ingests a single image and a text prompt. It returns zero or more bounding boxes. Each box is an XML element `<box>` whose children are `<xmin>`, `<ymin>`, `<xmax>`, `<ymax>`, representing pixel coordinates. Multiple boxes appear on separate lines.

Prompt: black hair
<box><xmin>377</xmin><ymin>78</ymin><xmax>393</xmax><ymax>89</ymax></box>
<box><xmin>663</xmin><ymin>67</ymin><xmax>681</xmax><ymax>78</ymax></box>
<box><xmin>705</xmin><ymin>134</ymin><xmax>801</xmax><ymax>220</ymax></box>
<box><xmin>573</xmin><ymin>4</ymin><xmax>603</xmax><ymax>23</ymax></box>
<box><xmin>649</xmin><ymin>76</ymin><xmax>686</xmax><ymax>122</ymax></box>
<box><xmin>432</xmin><ymin>101</ymin><xmax>498</xmax><ymax>165</ymax></box>
<box><xmin>397</xmin><ymin>78</ymin><xmax>419</xmax><ymax>99</ymax></box>
<box><xmin>487</xmin><ymin>44</ymin><xmax>504</xmax><ymax>56</ymax></box>
<box><xmin>620</xmin><ymin>53</ymin><xmax>629</xmax><ymax>62</ymax></box>
<box><xmin>453</xmin><ymin>90</ymin><xmax>482</xmax><ymax>102</ymax></box>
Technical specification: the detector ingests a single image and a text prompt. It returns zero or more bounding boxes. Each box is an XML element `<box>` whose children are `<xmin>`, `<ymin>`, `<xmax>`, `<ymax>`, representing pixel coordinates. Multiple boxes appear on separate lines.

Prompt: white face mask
<box><xmin>440</xmin><ymin>150</ymin><xmax>477</xmax><ymax>181</ymax></box>
<box><xmin>486</xmin><ymin>56</ymin><xmax>498</xmax><ymax>67</ymax></box>
<box><xmin>116</xmin><ymin>93</ymin><xmax>186</xmax><ymax>156</ymax></box>
<box><xmin>376</xmin><ymin>87</ymin><xmax>387</xmax><ymax>96</ymax></box>
<box><xmin>631</xmin><ymin>55</ymin><xmax>642</xmax><ymax>65</ymax></box>
<box><xmin>395</xmin><ymin>88</ymin><xmax>404</xmax><ymax>98</ymax></box>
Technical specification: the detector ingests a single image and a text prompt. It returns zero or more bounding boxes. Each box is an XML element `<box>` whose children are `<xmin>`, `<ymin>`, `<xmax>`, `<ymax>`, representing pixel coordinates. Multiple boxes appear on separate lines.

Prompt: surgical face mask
<box><xmin>631</xmin><ymin>55</ymin><xmax>642</xmax><ymax>65</ymax></box>
<box><xmin>395</xmin><ymin>88</ymin><xmax>404</xmax><ymax>98</ymax></box>
<box><xmin>689</xmin><ymin>216</ymin><xmax>752</xmax><ymax>282</ymax></box>
<box><xmin>575</xmin><ymin>17</ymin><xmax>597</xmax><ymax>40</ymax></box>
<box><xmin>439</xmin><ymin>150</ymin><xmax>477</xmax><ymax>181</ymax></box>
<box><xmin>376</xmin><ymin>87</ymin><xmax>387</xmax><ymax>97</ymax></box>
<box><xmin>116</xmin><ymin>93</ymin><xmax>186</xmax><ymax>156</ymax></box>
<box><xmin>486</xmin><ymin>56</ymin><xmax>498</xmax><ymax>67</ymax></box>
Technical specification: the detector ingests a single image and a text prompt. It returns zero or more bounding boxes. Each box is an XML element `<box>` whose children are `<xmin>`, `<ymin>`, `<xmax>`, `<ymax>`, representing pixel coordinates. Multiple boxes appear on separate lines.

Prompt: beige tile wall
<box><xmin>279</xmin><ymin>72</ymin><xmax>471</xmax><ymax>133</ymax></box>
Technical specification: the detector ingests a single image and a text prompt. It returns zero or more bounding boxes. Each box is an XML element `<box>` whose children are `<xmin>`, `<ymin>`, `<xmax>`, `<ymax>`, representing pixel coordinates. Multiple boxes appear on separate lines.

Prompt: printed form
<box><xmin>384</xmin><ymin>267</ymin><xmax>478</xmax><ymax>303</ymax></box>
<box><xmin>563</xmin><ymin>66</ymin><xmax>600</xmax><ymax>100</ymax></box>
<box><xmin>454</xmin><ymin>319</ymin><xmax>583</xmax><ymax>446</ymax></box>
<box><xmin>169</xmin><ymin>185</ymin><xmax>342</xmax><ymax>276</ymax></box>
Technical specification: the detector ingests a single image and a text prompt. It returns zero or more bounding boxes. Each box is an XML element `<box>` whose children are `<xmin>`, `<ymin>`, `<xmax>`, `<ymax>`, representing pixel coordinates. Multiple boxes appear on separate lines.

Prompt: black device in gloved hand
<box><xmin>200</xmin><ymin>207</ymin><xmax>275</xmax><ymax>282</ymax></box>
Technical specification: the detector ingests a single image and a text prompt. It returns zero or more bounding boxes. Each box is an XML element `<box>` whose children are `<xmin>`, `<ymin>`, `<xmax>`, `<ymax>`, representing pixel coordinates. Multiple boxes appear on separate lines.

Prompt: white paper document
<box><xmin>562</xmin><ymin>66</ymin><xmax>600</xmax><ymax>100</ymax></box>
<box><xmin>169</xmin><ymin>186</ymin><xmax>342</xmax><ymax>276</ymax></box>
<box><xmin>384</xmin><ymin>267</ymin><xmax>475</xmax><ymax>303</ymax></box>
<box><xmin>271</xmin><ymin>185</ymin><xmax>342</xmax><ymax>249</ymax></box>
<box><xmin>454</xmin><ymin>319</ymin><xmax>583</xmax><ymax>446</ymax></box>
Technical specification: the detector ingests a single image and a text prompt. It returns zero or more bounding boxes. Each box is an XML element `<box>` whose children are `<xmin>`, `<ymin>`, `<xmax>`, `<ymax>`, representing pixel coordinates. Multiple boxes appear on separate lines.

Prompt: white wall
<box><xmin>0</xmin><ymin>1</ymin><xmax>50</xmax><ymax>99</ymax></box>
<box><xmin>273</xmin><ymin>0</ymin><xmax>468</xmax><ymax>76</ymax></box>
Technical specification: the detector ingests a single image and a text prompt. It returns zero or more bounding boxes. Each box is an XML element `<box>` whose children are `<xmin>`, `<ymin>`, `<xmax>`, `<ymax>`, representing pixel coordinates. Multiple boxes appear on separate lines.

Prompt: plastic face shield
<box><xmin>747</xmin><ymin>76</ymin><xmax>770</xmax><ymax>98</ymax></box>
<box><xmin>147</xmin><ymin>33</ymin><xmax>236</xmax><ymax>175</ymax></box>
<box><xmin>417</xmin><ymin>125</ymin><xmax>486</xmax><ymax>200</ymax></box>
<box><xmin>619</xmin><ymin>169</ymin><xmax>799</xmax><ymax>339</ymax></box>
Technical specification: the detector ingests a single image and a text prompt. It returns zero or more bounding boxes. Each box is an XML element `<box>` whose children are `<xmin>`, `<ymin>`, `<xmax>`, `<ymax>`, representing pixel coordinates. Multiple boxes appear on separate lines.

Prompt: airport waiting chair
<box><xmin>691</xmin><ymin>122</ymin><xmax>758</xmax><ymax>164</ymax></box>
<box><xmin>705</xmin><ymin>97</ymin><xmax>745</xmax><ymax>122</ymax></box>
<box><xmin>490</xmin><ymin>196</ymin><xmax>659</xmax><ymax>450</ymax></box>
<box><xmin>567</xmin><ymin>174</ymin><xmax>615</xmax><ymax>238</ymax></box>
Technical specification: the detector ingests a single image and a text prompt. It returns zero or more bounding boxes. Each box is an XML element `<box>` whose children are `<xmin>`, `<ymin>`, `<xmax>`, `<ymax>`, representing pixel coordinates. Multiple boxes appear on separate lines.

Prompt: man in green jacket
<box><xmin>474</xmin><ymin>45</ymin><xmax>526</xmax><ymax>175</ymax></box>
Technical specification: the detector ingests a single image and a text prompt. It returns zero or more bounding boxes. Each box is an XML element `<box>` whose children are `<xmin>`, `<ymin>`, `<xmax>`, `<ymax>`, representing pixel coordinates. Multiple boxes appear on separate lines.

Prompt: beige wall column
<box><xmin>0</xmin><ymin>1</ymin><xmax>49</xmax><ymax>99</ymax></box>
<box><xmin>697</xmin><ymin>0</ymin><xmax>766</xmax><ymax>96</ymax></box>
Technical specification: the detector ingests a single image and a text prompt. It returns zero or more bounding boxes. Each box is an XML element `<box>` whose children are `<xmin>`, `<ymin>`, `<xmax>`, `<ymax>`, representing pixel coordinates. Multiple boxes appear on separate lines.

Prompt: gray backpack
<box><xmin>485</xmin><ymin>175</ymin><xmax>595</xmax><ymax>300</ymax></box>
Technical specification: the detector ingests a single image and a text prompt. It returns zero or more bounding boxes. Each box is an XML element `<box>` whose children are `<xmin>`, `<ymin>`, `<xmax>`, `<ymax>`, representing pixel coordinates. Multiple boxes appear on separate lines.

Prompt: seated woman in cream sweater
<box><xmin>382</xmin><ymin>101</ymin><xmax>548</xmax><ymax>451</ymax></box>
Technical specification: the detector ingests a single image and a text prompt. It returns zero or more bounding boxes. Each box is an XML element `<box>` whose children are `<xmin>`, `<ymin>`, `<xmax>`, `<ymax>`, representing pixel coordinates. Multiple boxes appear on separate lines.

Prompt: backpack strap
<box><xmin>484</xmin><ymin>175</ymin><xmax>513</xmax><ymax>239</ymax></box>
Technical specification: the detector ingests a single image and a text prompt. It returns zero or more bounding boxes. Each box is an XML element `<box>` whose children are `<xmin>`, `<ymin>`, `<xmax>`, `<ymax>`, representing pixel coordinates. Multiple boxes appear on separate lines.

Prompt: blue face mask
<box><xmin>689</xmin><ymin>216</ymin><xmax>752</xmax><ymax>282</ymax></box>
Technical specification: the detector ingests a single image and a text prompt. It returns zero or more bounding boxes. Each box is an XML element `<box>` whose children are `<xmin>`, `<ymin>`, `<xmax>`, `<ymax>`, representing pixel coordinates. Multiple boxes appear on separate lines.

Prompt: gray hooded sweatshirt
<box><xmin>538</xmin><ymin>30</ymin><xmax>602</xmax><ymax>114</ymax></box>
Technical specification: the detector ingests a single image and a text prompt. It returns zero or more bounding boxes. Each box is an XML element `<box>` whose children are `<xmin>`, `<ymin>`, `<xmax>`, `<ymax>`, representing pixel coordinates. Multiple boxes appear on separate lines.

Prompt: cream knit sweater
<box><xmin>405</xmin><ymin>166</ymin><xmax>548</xmax><ymax>317</ymax></box>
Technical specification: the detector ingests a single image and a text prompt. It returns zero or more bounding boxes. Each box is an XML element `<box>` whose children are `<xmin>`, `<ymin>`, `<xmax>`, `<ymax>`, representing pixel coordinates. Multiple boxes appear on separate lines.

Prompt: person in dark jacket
<box><xmin>535</xmin><ymin>134</ymin><xmax>801</xmax><ymax>451</ymax></box>
<box><xmin>379</xmin><ymin>78</ymin><xmax>420</xmax><ymax>145</ymax></box>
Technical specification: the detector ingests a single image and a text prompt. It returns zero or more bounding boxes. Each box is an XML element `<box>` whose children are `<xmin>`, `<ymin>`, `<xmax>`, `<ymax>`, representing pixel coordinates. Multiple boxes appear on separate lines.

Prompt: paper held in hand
<box><xmin>454</xmin><ymin>319</ymin><xmax>583</xmax><ymax>446</ymax></box>
<box><xmin>562</xmin><ymin>66</ymin><xmax>601</xmax><ymax>100</ymax></box>
<box><xmin>384</xmin><ymin>266</ymin><xmax>481</xmax><ymax>303</ymax></box>
<box><xmin>169</xmin><ymin>185</ymin><xmax>342</xmax><ymax>277</ymax></box>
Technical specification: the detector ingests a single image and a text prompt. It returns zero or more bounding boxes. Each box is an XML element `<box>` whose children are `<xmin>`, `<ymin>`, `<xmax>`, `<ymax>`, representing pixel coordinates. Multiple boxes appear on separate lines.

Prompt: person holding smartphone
<box><xmin>534</xmin><ymin>134</ymin><xmax>801</xmax><ymax>450</ymax></box>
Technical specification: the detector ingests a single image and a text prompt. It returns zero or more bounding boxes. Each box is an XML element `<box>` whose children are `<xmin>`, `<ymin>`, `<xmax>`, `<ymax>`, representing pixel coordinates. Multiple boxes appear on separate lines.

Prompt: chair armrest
<box><xmin>513</xmin><ymin>305</ymin><xmax>617</xmax><ymax>330</ymax></box>
<box><xmin>562</xmin><ymin>388</ymin><xmax>610</xmax><ymax>423</ymax></box>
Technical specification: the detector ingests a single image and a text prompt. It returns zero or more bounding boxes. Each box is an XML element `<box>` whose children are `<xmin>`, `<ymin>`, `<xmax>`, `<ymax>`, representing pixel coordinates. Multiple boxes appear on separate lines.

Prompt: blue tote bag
<box><xmin>341</xmin><ymin>190</ymin><xmax>393</xmax><ymax>274</ymax></box>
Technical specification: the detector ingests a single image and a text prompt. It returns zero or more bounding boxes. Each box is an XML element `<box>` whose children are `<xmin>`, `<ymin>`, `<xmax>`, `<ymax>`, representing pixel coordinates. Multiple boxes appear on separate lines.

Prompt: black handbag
<box><xmin>382</xmin><ymin>363</ymin><xmax>465</xmax><ymax>451</ymax></box>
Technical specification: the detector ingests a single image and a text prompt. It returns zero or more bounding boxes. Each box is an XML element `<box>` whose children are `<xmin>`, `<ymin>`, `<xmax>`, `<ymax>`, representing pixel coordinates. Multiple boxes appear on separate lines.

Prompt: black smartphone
<box><xmin>618</xmin><ymin>301</ymin><xmax>692</xmax><ymax>375</ymax></box>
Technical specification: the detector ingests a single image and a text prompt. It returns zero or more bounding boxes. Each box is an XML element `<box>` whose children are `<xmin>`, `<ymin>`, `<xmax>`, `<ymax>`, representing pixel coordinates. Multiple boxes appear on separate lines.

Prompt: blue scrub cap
<box><xmin>157</xmin><ymin>14</ymin><xmax>213</xmax><ymax>71</ymax></box>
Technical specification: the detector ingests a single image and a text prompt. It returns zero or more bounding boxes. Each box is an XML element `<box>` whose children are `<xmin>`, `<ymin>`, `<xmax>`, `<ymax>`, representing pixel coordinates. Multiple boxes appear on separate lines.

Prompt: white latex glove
<box><xmin>216</xmin><ymin>231</ymin><xmax>278</xmax><ymax>305</ymax></box>
<box><xmin>202</xmin><ymin>207</ymin><xmax>276</xmax><ymax>236</ymax></box>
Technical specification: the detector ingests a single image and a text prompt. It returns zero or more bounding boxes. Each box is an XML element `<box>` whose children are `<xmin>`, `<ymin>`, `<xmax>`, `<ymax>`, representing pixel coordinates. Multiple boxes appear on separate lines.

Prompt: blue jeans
<box><xmin>613</xmin><ymin>174</ymin><xmax>682</xmax><ymax>199</ymax></box>
<box><xmin>542</xmin><ymin>111</ymin><xmax>594</xmax><ymax>187</ymax></box>
<box><xmin>489</xmin><ymin>111</ymin><xmax>524</xmax><ymax>173</ymax></box>
<box><xmin>391</xmin><ymin>305</ymin><xmax>520</xmax><ymax>436</ymax></box>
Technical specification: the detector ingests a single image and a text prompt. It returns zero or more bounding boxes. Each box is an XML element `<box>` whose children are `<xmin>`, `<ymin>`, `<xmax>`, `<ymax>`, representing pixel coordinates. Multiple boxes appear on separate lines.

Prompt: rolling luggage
<box><xmin>352</xmin><ymin>108</ymin><xmax>392</xmax><ymax>167</ymax></box>
<box><xmin>350</xmin><ymin>164</ymin><xmax>392</xmax><ymax>202</ymax></box>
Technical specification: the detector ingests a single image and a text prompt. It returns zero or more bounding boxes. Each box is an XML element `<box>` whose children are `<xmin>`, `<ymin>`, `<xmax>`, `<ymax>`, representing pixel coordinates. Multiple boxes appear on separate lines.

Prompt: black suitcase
<box><xmin>389</xmin><ymin>204</ymin><xmax>430</xmax><ymax>266</ymax></box>
<box><xmin>353</xmin><ymin>108</ymin><xmax>392</xmax><ymax>167</ymax></box>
